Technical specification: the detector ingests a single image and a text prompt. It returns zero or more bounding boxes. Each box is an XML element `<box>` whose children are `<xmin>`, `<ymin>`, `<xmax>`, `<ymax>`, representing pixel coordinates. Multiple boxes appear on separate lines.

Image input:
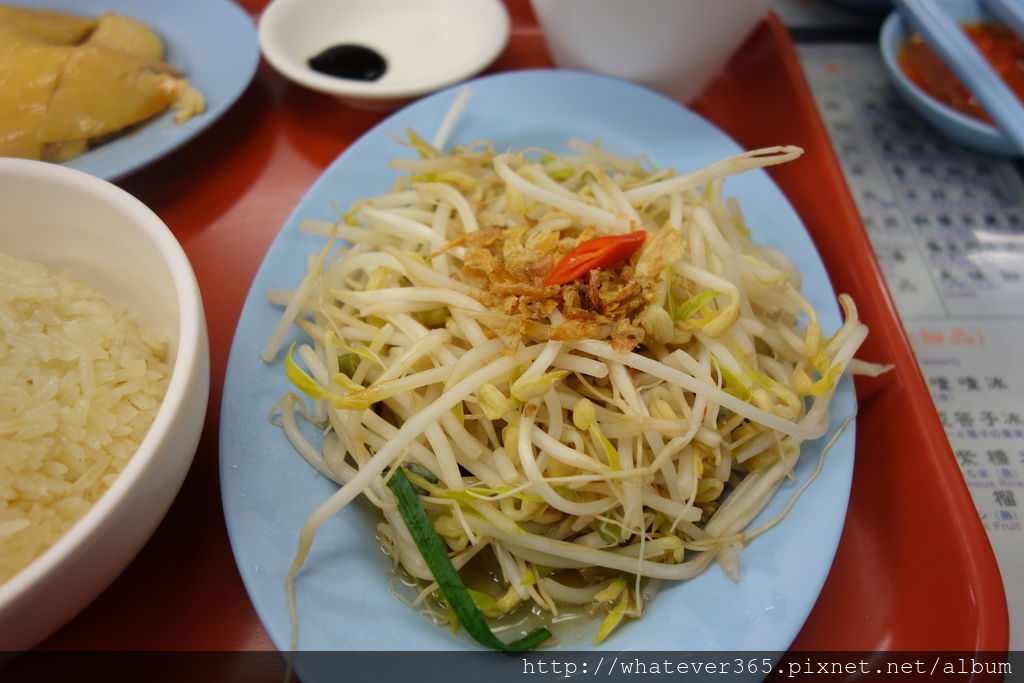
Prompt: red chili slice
<box><xmin>543</xmin><ymin>230</ymin><xmax>648</xmax><ymax>286</ymax></box>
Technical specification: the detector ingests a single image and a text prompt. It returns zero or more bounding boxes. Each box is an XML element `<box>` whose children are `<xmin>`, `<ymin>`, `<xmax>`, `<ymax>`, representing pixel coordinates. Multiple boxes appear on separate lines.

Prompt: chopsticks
<box><xmin>892</xmin><ymin>0</ymin><xmax>1024</xmax><ymax>152</ymax></box>
<box><xmin>983</xmin><ymin>0</ymin><xmax>1024</xmax><ymax>37</ymax></box>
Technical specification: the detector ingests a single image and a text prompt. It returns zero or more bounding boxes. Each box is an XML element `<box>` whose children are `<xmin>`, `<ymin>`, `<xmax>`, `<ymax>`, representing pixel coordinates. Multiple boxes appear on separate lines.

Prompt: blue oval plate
<box><xmin>220</xmin><ymin>69</ymin><xmax>856</xmax><ymax>659</ymax></box>
<box><xmin>12</xmin><ymin>0</ymin><xmax>259</xmax><ymax>181</ymax></box>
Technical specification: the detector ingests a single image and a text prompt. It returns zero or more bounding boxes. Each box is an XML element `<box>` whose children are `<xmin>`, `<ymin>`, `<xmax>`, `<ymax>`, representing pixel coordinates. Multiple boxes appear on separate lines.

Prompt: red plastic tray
<box><xmin>16</xmin><ymin>0</ymin><xmax>1006</xmax><ymax>670</ymax></box>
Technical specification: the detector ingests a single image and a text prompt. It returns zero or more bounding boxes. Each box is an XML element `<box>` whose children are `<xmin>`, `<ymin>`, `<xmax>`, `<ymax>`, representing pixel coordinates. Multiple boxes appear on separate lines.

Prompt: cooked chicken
<box><xmin>84</xmin><ymin>13</ymin><xmax>164</xmax><ymax>60</ymax></box>
<box><xmin>0</xmin><ymin>5</ymin><xmax>205</xmax><ymax>162</ymax></box>
<box><xmin>0</xmin><ymin>5</ymin><xmax>95</xmax><ymax>43</ymax></box>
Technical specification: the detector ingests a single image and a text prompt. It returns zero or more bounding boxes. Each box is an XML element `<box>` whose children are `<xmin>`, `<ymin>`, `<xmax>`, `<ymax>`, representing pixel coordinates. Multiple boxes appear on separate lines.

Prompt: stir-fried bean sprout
<box><xmin>265</xmin><ymin>99</ymin><xmax>888</xmax><ymax>648</ymax></box>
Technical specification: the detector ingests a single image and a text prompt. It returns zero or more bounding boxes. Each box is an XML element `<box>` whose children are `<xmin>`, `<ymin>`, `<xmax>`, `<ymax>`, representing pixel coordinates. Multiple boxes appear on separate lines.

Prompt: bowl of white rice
<box><xmin>0</xmin><ymin>158</ymin><xmax>209</xmax><ymax>651</ymax></box>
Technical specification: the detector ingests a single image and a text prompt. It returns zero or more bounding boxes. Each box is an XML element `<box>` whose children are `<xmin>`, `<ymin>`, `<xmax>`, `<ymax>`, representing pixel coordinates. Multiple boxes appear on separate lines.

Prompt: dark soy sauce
<box><xmin>308</xmin><ymin>44</ymin><xmax>387</xmax><ymax>81</ymax></box>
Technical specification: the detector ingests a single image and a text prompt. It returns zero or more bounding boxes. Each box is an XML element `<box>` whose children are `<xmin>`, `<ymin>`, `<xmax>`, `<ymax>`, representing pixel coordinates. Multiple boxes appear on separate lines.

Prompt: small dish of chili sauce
<box><xmin>898</xmin><ymin>22</ymin><xmax>1024</xmax><ymax>125</ymax></box>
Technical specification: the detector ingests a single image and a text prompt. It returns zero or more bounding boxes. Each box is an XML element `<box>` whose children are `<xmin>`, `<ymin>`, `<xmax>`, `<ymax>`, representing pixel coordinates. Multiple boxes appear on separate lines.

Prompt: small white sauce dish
<box><xmin>0</xmin><ymin>158</ymin><xmax>209</xmax><ymax>651</ymax></box>
<box><xmin>258</xmin><ymin>0</ymin><xmax>511</xmax><ymax>111</ymax></box>
<box><xmin>880</xmin><ymin>0</ymin><xmax>1017</xmax><ymax>156</ymax></box>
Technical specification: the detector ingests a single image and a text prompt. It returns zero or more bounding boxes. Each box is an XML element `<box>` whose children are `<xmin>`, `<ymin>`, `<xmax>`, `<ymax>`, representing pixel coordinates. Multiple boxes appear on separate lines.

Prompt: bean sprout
<box><xmin>266</xmin><ymin>93</ymin><xmax>889</xmax><ymax>648</ymax></box>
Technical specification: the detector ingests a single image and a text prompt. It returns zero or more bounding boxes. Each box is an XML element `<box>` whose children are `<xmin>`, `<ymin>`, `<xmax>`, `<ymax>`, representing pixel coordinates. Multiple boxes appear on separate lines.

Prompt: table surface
<box><xmin>11</xmin><ymin>0</ymin><xmax>1010</xmax><ymax>673</ymax></box>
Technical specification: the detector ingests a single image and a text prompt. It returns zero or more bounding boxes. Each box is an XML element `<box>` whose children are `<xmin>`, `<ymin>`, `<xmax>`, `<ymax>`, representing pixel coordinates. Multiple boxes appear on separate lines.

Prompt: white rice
<box><xmin>0</xmin><ymin>251</ymin><xmax>170</xmax><ymax>585</ymax></box>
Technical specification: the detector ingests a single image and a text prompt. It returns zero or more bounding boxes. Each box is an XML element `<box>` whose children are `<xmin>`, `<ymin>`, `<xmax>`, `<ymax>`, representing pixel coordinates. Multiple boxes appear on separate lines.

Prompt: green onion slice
<box><xmin>385</xmin><ymin>466</ymin><xmax>552</xmax><ymax>651</ymax></box>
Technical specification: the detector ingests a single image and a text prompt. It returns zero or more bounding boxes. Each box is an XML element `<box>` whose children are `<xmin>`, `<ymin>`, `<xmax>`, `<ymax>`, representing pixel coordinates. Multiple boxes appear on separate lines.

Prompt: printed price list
<box><xmin>797</xmin><ymin>42</ymin><xmax>1024</xmax><ymax>649</ymax></box>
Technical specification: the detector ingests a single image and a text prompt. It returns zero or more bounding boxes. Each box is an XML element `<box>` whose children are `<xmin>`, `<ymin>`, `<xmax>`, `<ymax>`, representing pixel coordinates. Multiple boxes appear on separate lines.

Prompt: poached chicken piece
<box><xmin>0</xmin><ymin>6</ymin><xmax>204</xmax><ymax>162</ymax></box>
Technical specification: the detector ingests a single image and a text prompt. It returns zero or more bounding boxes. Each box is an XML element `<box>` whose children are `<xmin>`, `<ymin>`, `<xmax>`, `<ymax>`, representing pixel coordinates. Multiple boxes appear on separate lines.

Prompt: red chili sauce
<box><xmin>898</xmin><ymin>22</ymin><xmax>1024</xmax><ymax>125</ymax></box>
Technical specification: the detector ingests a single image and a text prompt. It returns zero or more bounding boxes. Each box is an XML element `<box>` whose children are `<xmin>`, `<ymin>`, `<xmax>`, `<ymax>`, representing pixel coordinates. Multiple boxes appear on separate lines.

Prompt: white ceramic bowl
<box><xmin>880</xmin><ymin>0</ymin><xmax>1015</xmax><ymax>156</ymax></box>
<box><xmin>529</xmin><ymin>0</ymin><xmax>773</xmax><ymax>103</ymax></box>
<box><xmin>258</xmin><ymin>0</ymin><xmax>510</xmax><ymax>110</ymax></box>
<box><xmin>0</xmin><ymin>158</ymin><xmax>210</xmax><ymax>651</ymax></box>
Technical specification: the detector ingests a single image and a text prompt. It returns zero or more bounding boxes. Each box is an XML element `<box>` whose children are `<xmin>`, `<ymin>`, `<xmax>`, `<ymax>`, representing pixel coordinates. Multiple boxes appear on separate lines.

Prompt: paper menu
<box><xmin>796</xmin><ymin>43</ymin><xmax>1023</xmax><ymax>649</ymax></box>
